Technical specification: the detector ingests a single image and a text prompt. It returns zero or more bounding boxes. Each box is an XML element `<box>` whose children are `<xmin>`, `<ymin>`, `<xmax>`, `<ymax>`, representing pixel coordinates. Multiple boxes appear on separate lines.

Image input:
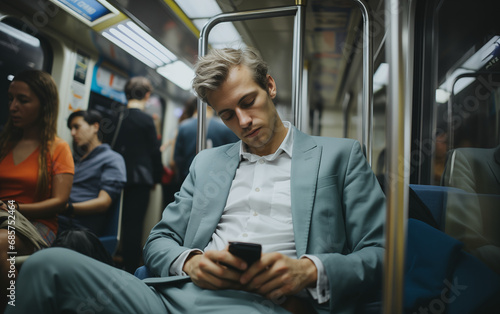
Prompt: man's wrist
<box><xmin>300</xmin><ymin>257</ymin><xmax>318</xmax><ymax>288</ymax></box>
<box><xmin>182</xmin><ymin>251</ymin><xmax>202</xmax><ymax>274</ymax></box>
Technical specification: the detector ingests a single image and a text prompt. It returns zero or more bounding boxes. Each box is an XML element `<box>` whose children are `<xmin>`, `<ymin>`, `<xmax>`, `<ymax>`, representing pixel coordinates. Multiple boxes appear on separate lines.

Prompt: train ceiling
<box><xmin>104</xmin><ymin>0</ymin><xmax>381</xmax><ymax>111</ymax></box>
<box><xmin>0</xmin><ymin>0</ymin><xmax>385</xmax><ymax>111</ymax></box>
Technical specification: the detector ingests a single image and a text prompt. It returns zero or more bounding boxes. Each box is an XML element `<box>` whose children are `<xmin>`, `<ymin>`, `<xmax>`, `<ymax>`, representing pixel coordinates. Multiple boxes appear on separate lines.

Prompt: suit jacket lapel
<box><xmin>189</xmin><ymin>143</ymin><xmax>240</xmax><ymax>248</ymax></box>
<box><xmin>291</xmin><ymin>129</ymin><xmax>322</xmax><ymax>256</ymax></box>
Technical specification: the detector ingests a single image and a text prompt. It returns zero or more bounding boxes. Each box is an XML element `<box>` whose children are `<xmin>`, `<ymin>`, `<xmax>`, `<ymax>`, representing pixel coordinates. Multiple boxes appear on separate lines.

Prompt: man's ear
<box><xmin>267</xmin><ymin>74</ymin><xmax>277</xmax><ymax>99</ymax></box>
<box><xmin>91</xmin><ymin>122</ymin><xmax>100</xmax><ymax>134</ymax></box>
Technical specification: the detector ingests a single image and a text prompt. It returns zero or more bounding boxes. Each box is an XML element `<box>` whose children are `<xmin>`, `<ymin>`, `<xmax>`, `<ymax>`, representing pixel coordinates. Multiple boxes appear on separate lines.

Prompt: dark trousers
<box><xmin>121</xmin><ymin>185</ymin><xmax>151</xmax><ymax>273</ymax></box>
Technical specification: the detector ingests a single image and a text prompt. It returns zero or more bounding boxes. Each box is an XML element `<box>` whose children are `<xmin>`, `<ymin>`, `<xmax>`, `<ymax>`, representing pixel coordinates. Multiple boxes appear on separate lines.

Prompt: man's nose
<box><xmin>235</xmin><ymin>108</ymin><xmax>251</xmax><ymax>128</ymax></box>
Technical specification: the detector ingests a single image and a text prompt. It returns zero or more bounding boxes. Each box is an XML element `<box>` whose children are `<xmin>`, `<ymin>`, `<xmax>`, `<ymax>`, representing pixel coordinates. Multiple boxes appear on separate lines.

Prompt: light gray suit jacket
<box><xmin>144</xmin><ymin>127</ymin><xmax>386</xmax><ymax>313</ymax></box>
<box><xmin>441</xmin><ymin>146</ymin><xmax>500</xmax><ymax>272</ymax></box>
<box><xmin>442</xmin><ymin>145</ymin><xmax>500</xmax><ymax>195</ymax></box>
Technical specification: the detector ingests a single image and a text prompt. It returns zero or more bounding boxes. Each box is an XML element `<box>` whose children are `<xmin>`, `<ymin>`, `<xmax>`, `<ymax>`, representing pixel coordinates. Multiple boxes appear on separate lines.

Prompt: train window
<box><xmin>409</xmin><ymin>1</ymin><xmax>500</xmax><ymax>305</ymax></box>
<box><xmin>0</xmin><ymin>17</ymin><xmax>53</xmax><ymax>129</ymax></box>
<box><xmin>428</xmin><ymin>2</ymin><xmax>500</xmax><ymax>182</ymax></box>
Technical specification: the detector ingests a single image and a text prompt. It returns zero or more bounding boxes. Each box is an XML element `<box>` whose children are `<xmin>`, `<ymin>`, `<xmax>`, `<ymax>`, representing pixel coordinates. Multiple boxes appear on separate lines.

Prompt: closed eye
<box><xmin>241</xmin><ymin>99</ymin><xmax>255</xmax><ymax>108</ymax></box>
<box><xmin>220</xmin><ymin>111</ymin><xmax>234</xmax><ymax>121</ymax></box>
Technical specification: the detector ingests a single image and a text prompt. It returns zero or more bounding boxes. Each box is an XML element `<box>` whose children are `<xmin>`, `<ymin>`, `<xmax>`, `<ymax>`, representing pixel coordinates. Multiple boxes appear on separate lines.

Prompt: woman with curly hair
<box><xmin>0</xmin><ymin>70</ymin><xmax>74</xmax><ymax>309</ymax></box>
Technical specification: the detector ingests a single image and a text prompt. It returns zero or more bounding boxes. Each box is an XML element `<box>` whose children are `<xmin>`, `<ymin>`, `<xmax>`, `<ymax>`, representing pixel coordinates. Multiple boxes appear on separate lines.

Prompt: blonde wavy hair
<box><xmin>0</xmin><ymin>70</ymin><xmax>59</xmax><ymax>200</ymax></box>
<box><xmin>192</xmin><ymin>47</ymin><xmax>269</xmax><ymax>105</ymax></box>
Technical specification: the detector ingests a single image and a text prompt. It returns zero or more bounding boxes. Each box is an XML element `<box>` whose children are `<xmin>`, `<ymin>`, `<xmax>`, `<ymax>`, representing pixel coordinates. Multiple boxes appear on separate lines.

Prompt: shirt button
<box><xmin>255</xmin><ymin>187</ymin><xmax>260</xmax><ymax>192</ymax></box>
<box><xmin>258</xmin><ymin>159</ymin><xmax>265</xmax><ymax>164</ymax></box>
<box><xmin>242</xmin><ymin>233</ymin><xmax>248</xmax><ymax>237</ymax></box>
<box><xmin>253</xmin><ymin>212</ymin><xmax>258</xmax><ymax>216</ymax></box>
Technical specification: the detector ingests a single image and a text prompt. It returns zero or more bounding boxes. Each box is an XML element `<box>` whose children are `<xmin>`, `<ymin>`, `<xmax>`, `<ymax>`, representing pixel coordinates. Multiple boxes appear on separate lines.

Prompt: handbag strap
<box><xmin>110</xmin><ymin>110</ymin><xmax>124</xmax><ymax>149</ymax></box>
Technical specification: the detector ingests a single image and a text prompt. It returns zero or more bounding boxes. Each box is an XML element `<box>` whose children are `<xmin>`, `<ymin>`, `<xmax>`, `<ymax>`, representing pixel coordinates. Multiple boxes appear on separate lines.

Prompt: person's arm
<box><xmin>143</xmin><ymin>147</ymin><xmax>240</xmax><ymax>278</ymax></box>
<box><xmin>18</xmin><ymin>139</ymin><xmax>75</xmax><ymax>219</ymax></box>
<box><xmin>143</xmin><ymin>151</ymin><xmax>202</xmax><ymax>277</ymax></box>
<box><xmin>442</xmin><ymin>149</ymin><xmax>487</xmax><ymax>252</ymax></box>
<box><xmin>18</xmin><ymin>173</ymin><xmax>73</xmax><ymax>218</ymax></box>
<box><xmin>315</xmin><ymin>141</ymin><xmax>385</xmax><ymax>307</ymax></box>
<box><xmin>69</xmin><ymin>189</ymin><xmax>112</xmax><ymax>215</ymax></box>
<box><xmin>68</xmin><ymin>150</ymin><xmax>126</xmax><ymax>216</ymax></box>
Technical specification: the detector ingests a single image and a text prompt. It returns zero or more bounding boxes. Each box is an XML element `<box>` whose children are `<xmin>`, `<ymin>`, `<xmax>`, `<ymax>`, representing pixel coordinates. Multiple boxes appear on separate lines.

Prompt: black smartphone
<box><xmin>228</xmin><ymin>242</ymin><xmax>262</xmax><ymax>266</ymax></box>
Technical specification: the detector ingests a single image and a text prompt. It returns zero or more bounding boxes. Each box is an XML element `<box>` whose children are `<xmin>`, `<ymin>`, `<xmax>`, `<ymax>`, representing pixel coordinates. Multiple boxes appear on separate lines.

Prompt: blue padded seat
<box><xmin>409</xmin><ymin>184</ymin><xmax>467</xmax><ymax>230</ymax></box>
<box><xmin>99</xmin><ymin>190</ymin><xmax>123</xmax><ymax>256</ymax></box>
<box><xmin>134</xmin><ymin>265</ymin><xmax>153</xmax><ymax>279</ymax></box>
<box><xmin>404</xmin><ymin>218</ymin><xmax>500</xmax><ymax>313</ymax></box>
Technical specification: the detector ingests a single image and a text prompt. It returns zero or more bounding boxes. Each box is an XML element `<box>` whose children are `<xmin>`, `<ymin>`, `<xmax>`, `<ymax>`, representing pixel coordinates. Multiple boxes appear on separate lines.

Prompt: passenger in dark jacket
<box><xmin>113</xmin><ymin>76</ymin><xmax>162</xmax><ymax>273</ymax></box>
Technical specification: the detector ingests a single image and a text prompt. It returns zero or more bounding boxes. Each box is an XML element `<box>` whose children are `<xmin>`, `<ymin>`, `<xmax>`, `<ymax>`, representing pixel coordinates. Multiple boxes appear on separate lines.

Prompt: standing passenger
<box><xmin>174</xmin><ymin>97</ymin><xmax>239</xmax><ymax>185</ymax></box>
<box><xmin>113</xmin><ymin>77</ymin><xmax>162</xmax><ymax>273</ymax></box>
<box><xmin>0</xmin><ymin>70</ymin><xmax>74</xmax><ymax>310</ymax></box>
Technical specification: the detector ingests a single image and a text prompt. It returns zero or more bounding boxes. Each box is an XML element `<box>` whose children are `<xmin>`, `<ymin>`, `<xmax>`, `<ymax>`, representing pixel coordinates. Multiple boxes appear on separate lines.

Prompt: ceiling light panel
<box><xmin>157</xmin><ymin>60</ymin><xmax>195</xmax><ymax>90</ymax></box>
<box><xmin>174</xmin><ymin>0</ymin><xmax>243</xmax><ymax>49</ymax></box>
<box><xmin>102</xmin><ymin>30</ymin><xmax>157</xmax><ymax>68</ymax></box>
<box><xmin>101</xmin><ymin>20</ymin><xmax>178</xmax><ymax>69</ymax></box>
<box><xmin>174</xmin><ymin>0</ymin><xmax>222</xmax><ymax>19</ymax></box>
<box><xmin>125</xmin><ymin>21</ymin><xmax>178</xmax><ymax>61</ymax></box>
<box><xmin>109</xmin><ymin>28</ymin><xmax>164</xmax><ymax>67</ymax></box>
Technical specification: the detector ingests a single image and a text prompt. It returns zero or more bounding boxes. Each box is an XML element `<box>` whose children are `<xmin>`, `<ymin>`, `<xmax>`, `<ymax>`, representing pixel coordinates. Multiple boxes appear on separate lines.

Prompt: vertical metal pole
<box><xmin>197</xmin><ymin>6</ymin><xmax>300</xmax><ymax>153</ymax></box>
<box><xmin>383</xmin><ymin>0</ymin><xmax>415</xmax><ymax>313</ymax></box>
<box><xmin>196</xmin><ymin>33</ymin><xmax>209</xmax><ymax>153</ymax></box>
<box><xmin>352</xmin><ymin>0</ymin><xmax>374</xmax><ymax>166</ymax></box>
<box><xmin>301</xmin><ymin>64</ymin><xmax>310</xmax><ymax>133</ymax></box>
<box><xmin>292</xmin><ymin>0</ymin><xmax>306</xmax><ymax>130</ymax></box>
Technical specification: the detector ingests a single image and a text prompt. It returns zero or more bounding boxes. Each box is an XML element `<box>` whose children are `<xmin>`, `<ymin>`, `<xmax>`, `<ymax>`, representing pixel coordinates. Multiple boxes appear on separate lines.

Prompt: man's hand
<box><xmin>240</xmin><ymin>252</ymin><xmax>318</xmax><ymax>300</ymax></box>
<box><xmin>182</xmin><ymin>249</ymin><xmax>248</xmax><ymax>290</ymax></box>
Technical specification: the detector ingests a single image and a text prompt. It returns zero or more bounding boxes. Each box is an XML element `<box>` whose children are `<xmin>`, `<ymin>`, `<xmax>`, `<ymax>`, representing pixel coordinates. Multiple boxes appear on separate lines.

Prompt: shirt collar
<box><xmin>77</xmin><ymin>143</ymin><xmax>108</xmax><ymax>163</ymax></box>
<box><xmin>239</xmin><ymin>121</ymin><xmax>293</xmax><ymax>162</ymax></box>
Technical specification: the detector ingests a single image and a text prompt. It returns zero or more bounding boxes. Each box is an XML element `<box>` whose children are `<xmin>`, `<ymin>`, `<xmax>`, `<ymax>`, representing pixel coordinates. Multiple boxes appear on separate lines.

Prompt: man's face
<box><xmin>207</xmin><ymin>65</ymin><xmax>286</xmax><ymax>156</ymax></box>
<box><xmin>69</xmin><ymin>116</ymin><xmax>98</xmax><ymax>148</ymax></box>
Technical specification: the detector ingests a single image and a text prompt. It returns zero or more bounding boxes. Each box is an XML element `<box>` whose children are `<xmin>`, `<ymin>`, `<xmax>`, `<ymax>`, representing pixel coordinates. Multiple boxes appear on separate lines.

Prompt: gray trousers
<box><xmin>7</xmin><ymin>248</ymin><xmax>291</xmax><ymax>314</ymax></box>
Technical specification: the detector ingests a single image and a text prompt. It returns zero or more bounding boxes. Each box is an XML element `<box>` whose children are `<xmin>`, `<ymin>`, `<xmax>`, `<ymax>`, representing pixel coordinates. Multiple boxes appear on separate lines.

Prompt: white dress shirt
<box><xmin>170</xmin><ymin>122</ymin><xmax>330</xmax><ymax>303</ymax></box>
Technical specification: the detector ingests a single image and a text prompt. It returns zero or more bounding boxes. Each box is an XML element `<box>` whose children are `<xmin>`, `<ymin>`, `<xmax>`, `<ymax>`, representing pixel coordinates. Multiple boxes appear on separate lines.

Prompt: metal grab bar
<box><xmin>197</xmin><ymin>3</ymin><xmax>306</xmax><ymax>153</ymax></box>
<box><xmin>352</xmin><ymin>0</ymin><xmax>374</xmax><ymax>166</ymax></box>
<box><xmin>383</xmin><ymin>0</ymin><xmax>416</xmax><ymax>313</ymax></box>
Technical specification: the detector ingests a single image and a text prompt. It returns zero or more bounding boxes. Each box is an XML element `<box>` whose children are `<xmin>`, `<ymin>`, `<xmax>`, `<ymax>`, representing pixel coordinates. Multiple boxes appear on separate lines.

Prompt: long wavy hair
<box><xmin>0</xmin><ymin>70</ymin><xmax>59</xmax><ymax>200</ymax></box>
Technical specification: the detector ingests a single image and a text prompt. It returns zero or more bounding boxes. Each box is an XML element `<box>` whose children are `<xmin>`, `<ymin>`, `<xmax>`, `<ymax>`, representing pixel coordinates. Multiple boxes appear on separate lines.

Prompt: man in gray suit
<box><xmin>442</xmin><ymin>145</ymin><xmax>500</xmax><ymax>274</ymax></box>
<box><xmin>8</xmin><ymin>47</ymin><xmax>385</xmax><ymax>314</ymax></box>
